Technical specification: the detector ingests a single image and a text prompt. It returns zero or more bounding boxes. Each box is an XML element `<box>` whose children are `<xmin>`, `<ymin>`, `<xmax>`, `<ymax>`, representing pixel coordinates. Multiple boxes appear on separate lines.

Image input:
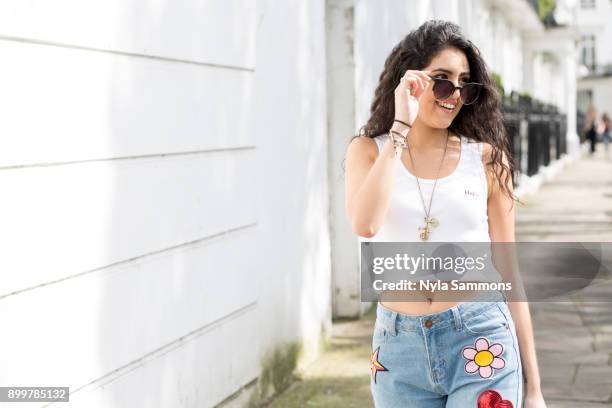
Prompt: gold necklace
<box><xmin>405</xmin><ymin>129</ymin><xmax>450</xmax><ymax>241</ymax></box>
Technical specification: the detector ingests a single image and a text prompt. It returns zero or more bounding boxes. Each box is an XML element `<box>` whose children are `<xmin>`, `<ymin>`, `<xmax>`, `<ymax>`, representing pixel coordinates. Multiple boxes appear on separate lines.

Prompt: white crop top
<box><xmin>359</xmin><ymin>132</ymin><xmax>491</xmax><ymax>243</ymax></box>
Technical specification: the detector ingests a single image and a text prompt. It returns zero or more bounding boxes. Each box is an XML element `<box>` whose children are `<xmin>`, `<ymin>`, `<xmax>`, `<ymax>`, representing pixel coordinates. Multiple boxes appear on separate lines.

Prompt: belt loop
<box><xmin>385</xmin><ymin>311</ymin><xmax>398</xmax><ymax>336</ymax></box>
<box><xmin>451</xmin><ymin>307</ymin><xmax>462</xmax><ymax>331</ymax></box>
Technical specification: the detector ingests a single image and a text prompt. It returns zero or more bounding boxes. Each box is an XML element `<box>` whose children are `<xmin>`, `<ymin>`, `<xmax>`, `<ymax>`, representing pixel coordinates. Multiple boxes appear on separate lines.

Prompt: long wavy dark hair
<box><xmin>350</xmin><ymin>20</ymin><xmax>518</xmax><ymax>209</ymax></box>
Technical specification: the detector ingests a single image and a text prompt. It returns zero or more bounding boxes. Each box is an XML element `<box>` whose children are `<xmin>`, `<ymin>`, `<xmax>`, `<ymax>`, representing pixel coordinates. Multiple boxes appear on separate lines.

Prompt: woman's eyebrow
<box><xmin>432</xmin><ymin>68</ymin><xmax>470</xmax><ymax>77</ymax></box>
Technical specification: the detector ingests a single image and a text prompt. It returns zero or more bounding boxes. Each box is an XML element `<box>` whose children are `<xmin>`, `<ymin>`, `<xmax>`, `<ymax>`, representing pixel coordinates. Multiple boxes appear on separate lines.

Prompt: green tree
<box><xmin>538</xmin><ymin>0</ymin><xmax>556</xmax><ymax>21</ymax></box>
<box><xmin>491</xmin><ymin>72</ymin><xmax>504</xmax><ymax>97</ymax></box>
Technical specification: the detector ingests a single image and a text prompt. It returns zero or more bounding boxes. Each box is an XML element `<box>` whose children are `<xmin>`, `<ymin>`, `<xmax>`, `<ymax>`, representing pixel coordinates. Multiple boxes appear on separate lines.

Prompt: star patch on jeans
<box><xmin>370</xmin><ymin>346</ymin><xmax>388</xmax><ymax>383</ymax></box>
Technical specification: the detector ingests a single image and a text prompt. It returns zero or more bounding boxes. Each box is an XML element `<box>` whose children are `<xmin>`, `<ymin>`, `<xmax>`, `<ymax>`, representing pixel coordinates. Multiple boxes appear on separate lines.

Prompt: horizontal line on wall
<box><xmin>0</xmin><ymin>222</ymin><xmax>257</xmax><ymax>301</ymax></box>
<box><xmin>0</xmin><ymin>145</ymin><xmax>257</xmax><ymax>170</ymax></box>
<box><xmin>0</xmin><ymin>34</ymin><xmax>255</xmax><ymax>72</ymax></box>
<box><xmin>43</xmin><ymin>300</ymin><xmax>258</xmax><ymax>407</ymax></box>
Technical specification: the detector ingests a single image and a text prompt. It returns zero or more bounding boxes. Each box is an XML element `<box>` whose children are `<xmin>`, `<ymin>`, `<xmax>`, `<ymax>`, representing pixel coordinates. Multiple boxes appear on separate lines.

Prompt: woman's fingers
<box><xmin>397</xmin><ymin>75</ymin><xmax>418</xmax><ymax>96</ymax></box>
<box><xmin>410</xmin><ymin>76</ymin><xmax>423</xmax><ymax>96</ymax></box>
<box><xmin>405</xmin><ymin>74</ymin><xmax>424</xmax><ymax>96</ymax></box>
<box><xmin>399</xmin><ymin>70</ymin><xmax>431</xmax><ymax>98</ymax></box>
<box><xmin>414</xmin><ymin>71</ymin><xmax>431</xmax><ymax>95</ymax></box>
<box><xmin>394</xmin><ymin>70</ymin><xmax>428</xmax><ymax>124</ymax></box>
<box><xmin>416</xmin><ymin>70</ymin><xmax>432</xmax><ymax>81</ymax></box>
<box><xmin>410</xmin><ymin>75</ymin><xmax>426</xmax><ymax>98</ymax></box>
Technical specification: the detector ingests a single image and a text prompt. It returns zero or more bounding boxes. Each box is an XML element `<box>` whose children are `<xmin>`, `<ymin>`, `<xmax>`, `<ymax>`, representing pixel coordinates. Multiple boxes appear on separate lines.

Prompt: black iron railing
<box><xmin>502</xmin><ymin>92</ymin><xmax>567</xmax><ymax>188</ymax></box>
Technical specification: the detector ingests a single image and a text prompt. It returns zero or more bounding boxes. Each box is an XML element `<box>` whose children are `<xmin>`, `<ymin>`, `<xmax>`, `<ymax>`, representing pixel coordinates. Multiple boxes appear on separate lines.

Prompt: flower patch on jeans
<box><xmin>462</xmin><ymin>337</ymin><xmax>506</xmax><ymax>378</ymax></box>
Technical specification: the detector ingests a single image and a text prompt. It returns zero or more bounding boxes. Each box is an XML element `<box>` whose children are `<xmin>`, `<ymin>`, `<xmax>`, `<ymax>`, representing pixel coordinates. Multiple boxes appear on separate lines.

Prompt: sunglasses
<box><xmin>427</xmin><ymin>75</ymin><xmax>483</xmax><ymax>105</ymax></box>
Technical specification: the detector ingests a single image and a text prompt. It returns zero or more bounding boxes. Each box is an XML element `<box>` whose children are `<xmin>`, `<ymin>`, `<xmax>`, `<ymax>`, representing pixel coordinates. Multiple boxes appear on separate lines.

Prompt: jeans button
<box><xmin>424</xmin><ymin>319</ymin><xmax>433</xmax><ymax>328</ymax></box>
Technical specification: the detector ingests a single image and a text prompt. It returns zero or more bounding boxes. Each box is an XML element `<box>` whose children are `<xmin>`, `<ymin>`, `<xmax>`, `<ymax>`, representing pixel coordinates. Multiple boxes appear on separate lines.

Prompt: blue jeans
<box><xmin>370</xmin><ymin>295</ymin><xmax>523</xmax><ymax>407</ymax></box>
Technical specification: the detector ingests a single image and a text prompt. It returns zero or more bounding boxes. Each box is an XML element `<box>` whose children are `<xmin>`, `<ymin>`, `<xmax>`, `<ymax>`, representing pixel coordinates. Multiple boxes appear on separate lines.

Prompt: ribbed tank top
<box><xmin>359</xmin><ymin>133</ymin><xmax>491</xmax><ymax>243</ymax></box>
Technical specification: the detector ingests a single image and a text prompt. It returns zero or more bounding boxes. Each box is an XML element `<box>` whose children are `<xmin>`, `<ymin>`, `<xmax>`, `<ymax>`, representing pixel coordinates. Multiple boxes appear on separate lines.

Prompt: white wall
<box><xmin>0</xmin><ymin>0</ymin><xmax>331</xmax><ymax>407</ymax></box>
<box><xmin>599</xmin><ymin>1</ymin><xmax>612</xmax><ymax>67</ymax></box>
<box><xmin>578</xmin><ymin>76</ymin><xmax>612</xmax><ymax>117</ymax></box>
<box><xmin>252</xmin><ymin>0</ymin><xmax>332</xmax><ymax>384</ymax></box>
<box><xmin>327</xmin><ymin>0</ymin><xmax>365</xmax><ymax>318</ymax></box>
<box><xmin>576</xmin><ymin>0</ymin><xmax>612</xmax><ymax>67</ymax></box>
<box><xmin>575</xmin><ymin>0</ymin><xmax>612</xmax><ymax>125</ymax></box>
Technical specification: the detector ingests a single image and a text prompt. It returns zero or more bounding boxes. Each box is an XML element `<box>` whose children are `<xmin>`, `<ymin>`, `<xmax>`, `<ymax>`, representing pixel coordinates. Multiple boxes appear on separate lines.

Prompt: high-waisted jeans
<box><xmin>370</xmin><ymin>294</ymin><xmax>523</xmax><ymax>407</ymax></box>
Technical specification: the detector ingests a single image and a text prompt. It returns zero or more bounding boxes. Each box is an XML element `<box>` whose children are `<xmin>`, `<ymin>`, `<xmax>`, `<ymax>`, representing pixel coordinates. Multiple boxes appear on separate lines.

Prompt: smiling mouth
<box><xmin>436</xmin><ymin>101</ymin><xmax>456</xmax><ymax>114</ymax></box>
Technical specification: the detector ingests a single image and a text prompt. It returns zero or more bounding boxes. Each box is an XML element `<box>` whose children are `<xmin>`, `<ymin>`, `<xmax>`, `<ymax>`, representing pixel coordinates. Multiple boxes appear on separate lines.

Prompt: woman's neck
<box><xmin>407</xmin><ymin>119</ymin><xmax>451</xmax><ymax>149</ymax></box>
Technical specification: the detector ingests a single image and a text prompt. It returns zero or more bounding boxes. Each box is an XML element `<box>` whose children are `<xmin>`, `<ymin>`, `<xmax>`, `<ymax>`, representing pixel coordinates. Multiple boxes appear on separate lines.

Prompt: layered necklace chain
<box><xmin>404</xmin><ymin>129</ymin><xmax>450</xmax><ymax>241</ymax></box>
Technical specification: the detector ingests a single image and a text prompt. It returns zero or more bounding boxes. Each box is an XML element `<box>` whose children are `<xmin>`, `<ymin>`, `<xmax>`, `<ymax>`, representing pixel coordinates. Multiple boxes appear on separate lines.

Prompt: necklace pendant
<box><xmin>418</xmin><ymin>225</ymin><xmax>430</xmax><ymax>241</ymax></box>
<box><xmin>427</xmin><ymin>217</ymin><xmax>439</xmax><ymax>228</ymax></box>
<box><xmin>419</xmin><ymin>229</ymin><xmax>429</xmax><ymax>241</ymax></box>
<box><xmin>419</xmin><ymin>216</ymin><xmax>438</xmax><ymax>241</ymax></box>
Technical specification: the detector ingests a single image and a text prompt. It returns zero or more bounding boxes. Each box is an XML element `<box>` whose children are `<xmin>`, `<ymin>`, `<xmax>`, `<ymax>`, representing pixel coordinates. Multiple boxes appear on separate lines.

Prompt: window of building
<box><xmin>580</xmin><ymin>0</ymin><xmax>596</xmax><ymax>8</ymax></box>
<box><xmin>580</xmin><ymin>35</ymin><xmax>596</xmax><ymax>71</ymax></box>
<box><xmin>577</xmin><ymin>89</ymin><xmax>593</xmax><ymax>113</ymax></box>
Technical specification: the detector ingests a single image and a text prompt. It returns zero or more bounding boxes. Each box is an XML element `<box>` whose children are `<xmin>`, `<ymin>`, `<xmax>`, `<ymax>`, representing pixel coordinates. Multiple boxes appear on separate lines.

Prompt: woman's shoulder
<box><xmin>346</xmin><ymin>134</ymin><xmax>383</xmax><ymax>162</ymax></box>
<box><xmin>370</xmin><ymin>132</ymin><xmax>390</xmax><ymax>145</ymax></box>
<box><xmin>480</xmin><ymin>141</ymin><xmax>493</xmax><ymax>163</ymax></box>
<box><xmin>460</xmin><ymin>135</ymin><xmax>488</xmax><ymax>158</ymax></box>
<box><xmin>462</xmin><ymin>137</ymin><xmax>493</xmax><ymax>165</ymax></box>
<box><xmin>478</xmin><ymin>142</ymin><xmax>511</xmax><ymax>172</ymax></box>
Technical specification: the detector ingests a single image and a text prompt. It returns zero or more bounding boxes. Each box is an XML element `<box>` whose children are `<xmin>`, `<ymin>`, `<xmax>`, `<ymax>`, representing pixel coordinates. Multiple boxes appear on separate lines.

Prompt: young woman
<box><xmin>344</xmin><ymin>21</ymin><xmax>546</xmax><ymax>407</ymax></box>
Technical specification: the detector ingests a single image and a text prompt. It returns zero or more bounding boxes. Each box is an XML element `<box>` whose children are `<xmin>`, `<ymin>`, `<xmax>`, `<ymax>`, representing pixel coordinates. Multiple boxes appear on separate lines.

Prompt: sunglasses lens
<box><xmin>461</xmin><ymin>84</ymin><xmax>481</xmax><ymax>105</ymax></box>
<box><xmin>433</xmin><ymin>80</ymin><xmax>454</xmax><ymax>100</ymax></box>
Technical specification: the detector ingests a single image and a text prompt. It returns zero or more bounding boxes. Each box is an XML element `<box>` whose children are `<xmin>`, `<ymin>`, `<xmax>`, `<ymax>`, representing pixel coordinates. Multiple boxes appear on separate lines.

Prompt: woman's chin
<box><xmin>428</xmin><ymin>120</ymin><xmax>453</xmax><ymax>130</ymax></box>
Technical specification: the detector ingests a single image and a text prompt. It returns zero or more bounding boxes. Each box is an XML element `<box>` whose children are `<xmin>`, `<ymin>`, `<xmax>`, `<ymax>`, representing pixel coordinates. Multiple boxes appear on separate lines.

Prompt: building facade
<box><xmin>576</xmin><ymin>0</ymin><xmax>612</xmax><ymax>120</ymax></box>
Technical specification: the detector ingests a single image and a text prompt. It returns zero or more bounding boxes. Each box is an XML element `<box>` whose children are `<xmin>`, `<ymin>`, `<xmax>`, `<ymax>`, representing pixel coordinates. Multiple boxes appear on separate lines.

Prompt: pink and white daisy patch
<box><xmin>462</xmin><ymin>337</ymin><xmax>506</xmax><ymax>379</ymax></box>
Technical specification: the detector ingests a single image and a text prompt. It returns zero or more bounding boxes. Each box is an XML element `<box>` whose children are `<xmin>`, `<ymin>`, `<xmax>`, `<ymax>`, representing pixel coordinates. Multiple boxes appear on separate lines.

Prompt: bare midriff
<box><xmin>379</xmin><ymin>285</ymin><xmax>491</xmax><ymax>315</ymax></box>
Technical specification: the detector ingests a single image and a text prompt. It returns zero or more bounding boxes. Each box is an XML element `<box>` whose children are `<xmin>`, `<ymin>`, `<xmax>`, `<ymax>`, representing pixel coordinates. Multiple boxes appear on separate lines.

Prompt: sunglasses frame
<box><xmin>427</xmin><ymin>74</ymin><xmax>483</xmax><ymax>106</ymax></box>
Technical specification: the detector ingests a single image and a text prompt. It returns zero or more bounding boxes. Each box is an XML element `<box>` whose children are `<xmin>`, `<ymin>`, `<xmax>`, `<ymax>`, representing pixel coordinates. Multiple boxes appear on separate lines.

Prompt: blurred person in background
<box><xmin>600</xmin><ymin>112</ymin><xmax>611</xmax><ymax>157</ymax></box>
<box><xmin>584</xmin><ymin>105</ymin><xmax>598</xmax><ymax>155</ymax></box>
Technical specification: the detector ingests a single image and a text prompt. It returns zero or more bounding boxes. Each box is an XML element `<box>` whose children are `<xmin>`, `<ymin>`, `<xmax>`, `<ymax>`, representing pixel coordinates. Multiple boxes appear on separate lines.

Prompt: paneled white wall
<box><xmin>0</xmin><ymin>0</ymin><xmax>331</xmax><ymax>407</ymax></box>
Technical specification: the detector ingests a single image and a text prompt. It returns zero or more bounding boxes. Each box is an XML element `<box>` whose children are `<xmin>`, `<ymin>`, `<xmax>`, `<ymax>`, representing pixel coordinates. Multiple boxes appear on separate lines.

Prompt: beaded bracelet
<box><xmin>390</xmin><ymin>130</ymin><xmax>408</xmax><ymax>149</ymax></box>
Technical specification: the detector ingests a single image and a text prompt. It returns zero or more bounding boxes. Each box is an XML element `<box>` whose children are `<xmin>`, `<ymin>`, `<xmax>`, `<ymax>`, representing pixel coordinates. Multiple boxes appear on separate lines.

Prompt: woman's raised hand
<box><xmin>394</xmin><ymin>70</ymin><xmax>431</xmax><ymax>127</ymax></box>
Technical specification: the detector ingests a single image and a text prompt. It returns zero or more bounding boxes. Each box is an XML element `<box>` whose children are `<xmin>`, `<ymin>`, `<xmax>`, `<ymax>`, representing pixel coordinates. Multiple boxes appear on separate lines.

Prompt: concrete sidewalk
<box><xmin>516</xmin><ymin>144</ymin><xmax>612</xmax><ymax>407</ymax></box>
<box><xmin>266</xmin><ymin>144</ymin><xmax>612</xmax><ymax>407</ymax></box>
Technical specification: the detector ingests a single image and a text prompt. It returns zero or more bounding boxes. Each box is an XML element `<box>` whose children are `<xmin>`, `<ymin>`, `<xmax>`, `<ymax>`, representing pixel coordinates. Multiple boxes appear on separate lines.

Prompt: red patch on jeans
<box><xmin>477</xmin><ymin>390</ymin><xmax>513</xmax><ymax>408</ymax></box>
